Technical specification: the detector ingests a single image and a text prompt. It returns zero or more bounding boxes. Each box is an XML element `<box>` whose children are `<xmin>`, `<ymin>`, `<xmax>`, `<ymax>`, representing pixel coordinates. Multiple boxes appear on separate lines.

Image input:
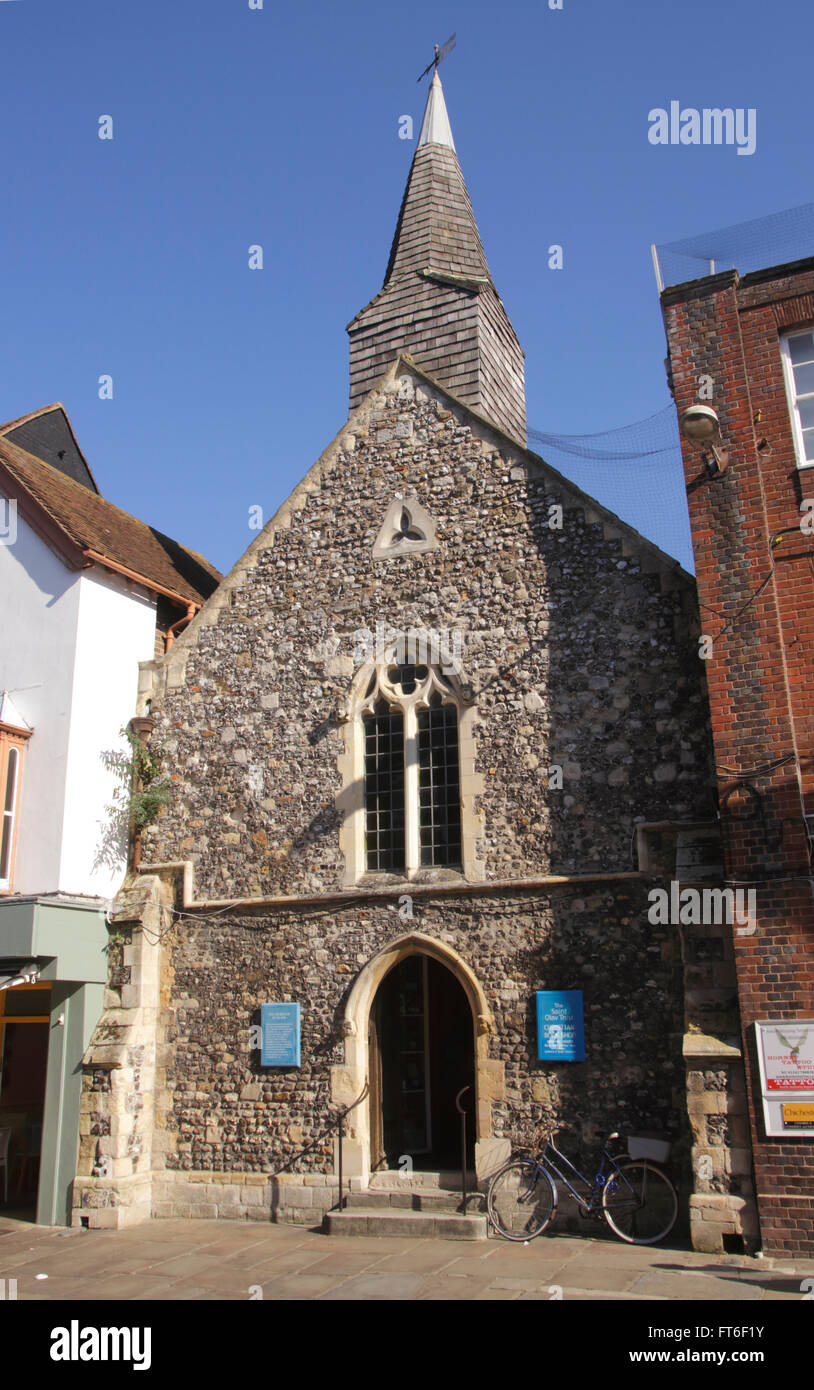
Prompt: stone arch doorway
<box><xmin>370</xmin><ymin>954</ymin><xmax>475</xmax><ymax>1171</ymax></box>
<box><xmin>331</xmin><ymin>932</ymin><xmax>503</xmax><ymax>1184</ymax></box>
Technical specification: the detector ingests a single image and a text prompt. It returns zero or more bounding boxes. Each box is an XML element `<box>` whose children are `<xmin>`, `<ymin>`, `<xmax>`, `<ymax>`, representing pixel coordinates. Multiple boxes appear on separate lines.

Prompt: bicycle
<box><xmin>487</xmin><ymin>1127</ymin><xmax>679</xmax><ymax>1245</ymax></box>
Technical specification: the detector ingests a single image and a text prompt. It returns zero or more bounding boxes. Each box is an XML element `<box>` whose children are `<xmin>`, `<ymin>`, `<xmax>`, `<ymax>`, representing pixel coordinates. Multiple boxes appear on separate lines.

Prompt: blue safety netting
<box><xmin>527</xmin><ymin>407</ymin><xmax>693</xmax><ymax>573</ymax></box>
<box><xmin>654</xmin><ymin>202</ymin><xmax>814</xmax><ymax>291</ymax></box>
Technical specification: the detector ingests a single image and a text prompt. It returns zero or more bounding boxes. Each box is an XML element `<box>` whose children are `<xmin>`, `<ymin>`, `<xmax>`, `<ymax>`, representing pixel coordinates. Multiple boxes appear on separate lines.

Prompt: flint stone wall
<box><xmin>140</xmin><ymin>362</ymin><xmax>715</xmax><ymax>899</ymax></box>
<box><xmin>160</xmin><ymin>884</ymin><xmax>687</xmax><ymax>1179</ymax></box>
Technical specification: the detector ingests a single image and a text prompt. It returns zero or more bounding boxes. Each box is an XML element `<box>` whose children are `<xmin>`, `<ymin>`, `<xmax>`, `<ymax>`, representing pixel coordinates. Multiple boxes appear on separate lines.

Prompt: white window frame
<box><xmin>780</xmin><ymin>329</ymin><xmax>814</xmax><ymax>471</ymax></box>
<box><xmin>0</xmin><ymin>738</ymin><xmax>24</xmax><ymax>892</ymax></box>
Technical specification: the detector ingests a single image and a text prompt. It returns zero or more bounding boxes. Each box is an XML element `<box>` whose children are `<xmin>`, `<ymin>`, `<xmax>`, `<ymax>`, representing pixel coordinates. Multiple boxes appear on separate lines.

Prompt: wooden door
<box><xmin>368</xmin><ymin>1005</ymin><xmax>385</xmax><ymax>1170</ymax></box>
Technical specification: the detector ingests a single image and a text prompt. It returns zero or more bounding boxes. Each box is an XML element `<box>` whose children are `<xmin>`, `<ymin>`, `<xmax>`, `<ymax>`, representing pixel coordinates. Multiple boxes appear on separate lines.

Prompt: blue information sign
<box><xmin>536</xmin><ymin>991</ymin><xmax>585</xmax><ymax>1062</ymax></box>
<box><xmin>260</xmin><ymin>1003</ymin><xmax>301</xmax><ymax>1067</ymax></box>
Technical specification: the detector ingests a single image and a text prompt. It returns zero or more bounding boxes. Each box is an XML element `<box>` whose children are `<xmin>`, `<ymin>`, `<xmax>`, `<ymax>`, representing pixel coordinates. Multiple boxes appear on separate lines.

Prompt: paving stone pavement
<box><xmin>1</xmin><ymin>1217</ymin><xmax>812</xmax><ymax>1301</ymax></box>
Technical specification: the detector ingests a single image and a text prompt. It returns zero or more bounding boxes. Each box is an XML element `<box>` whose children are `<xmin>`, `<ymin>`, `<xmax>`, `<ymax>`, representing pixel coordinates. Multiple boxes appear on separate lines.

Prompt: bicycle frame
<box><xmin>487</xmin><ymin>1127</ymin><xmax>678</xmax><ymax>1246</ymax></box>
<box><xmin>536</xmin><ymin>1134</ymin><xmax>636</xmax><ymax>1214</ymax></box>
<box><xmin>488</xmin><ymin>1124</ymin><xmax>678</xmax><ymax>1247</ymax></box>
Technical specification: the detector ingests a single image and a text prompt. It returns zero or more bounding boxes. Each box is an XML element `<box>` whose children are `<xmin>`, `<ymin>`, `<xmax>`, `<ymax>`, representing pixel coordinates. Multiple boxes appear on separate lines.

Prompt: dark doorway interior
<box><xmin>0</xmin><ymin>983</ymin><xmax>50</xmax><ymax>1217</ymax></box>
<box><xmin>371</xmin><ymin>955</ymin><xmax>475</xmax><ymax>1170</ymax></box>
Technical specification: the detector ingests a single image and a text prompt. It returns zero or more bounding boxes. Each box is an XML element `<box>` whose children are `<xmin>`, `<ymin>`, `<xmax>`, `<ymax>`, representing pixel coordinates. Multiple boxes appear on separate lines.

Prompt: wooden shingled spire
<box><xmin>347</xmin><ymin>69</ymin><xmax>526</xmax><ymax>445</ymax></box>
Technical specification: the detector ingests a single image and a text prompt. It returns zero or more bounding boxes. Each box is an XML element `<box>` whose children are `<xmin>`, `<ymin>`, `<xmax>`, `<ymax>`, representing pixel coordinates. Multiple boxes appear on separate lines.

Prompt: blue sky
<box><xmin>2</xmin><ymin>0</ymin><xmax>812</xmax><ymax>576</ymax></box>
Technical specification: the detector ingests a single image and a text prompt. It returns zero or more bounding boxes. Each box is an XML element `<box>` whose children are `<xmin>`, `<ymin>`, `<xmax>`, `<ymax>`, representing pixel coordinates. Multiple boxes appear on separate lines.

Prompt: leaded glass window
<box><xmin>356</xmin><ymin>660</ymin><xmax>465</xmax><ymax>877</ymax></box>
<box><xmin>364</xmin><ymin>700</ymin><xmax>405</xmax><ymax>872</ymax></box>
<box><xmin>417</xmin><ymin>695</ymin><xmax>462</xmax><ymax>868</ymax></box>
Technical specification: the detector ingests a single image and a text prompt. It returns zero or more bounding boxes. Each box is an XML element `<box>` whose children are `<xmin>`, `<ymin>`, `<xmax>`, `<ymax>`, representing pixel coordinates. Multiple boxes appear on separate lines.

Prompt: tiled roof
<box><xmin>0</xmin><ymin>433</ymin><xmax>220</xmax><ymax>605</ymax></box>
<box><xmin>0</xmin><ymin>403</ymin><xmax>101</xmax><ymax>494</ymax></box>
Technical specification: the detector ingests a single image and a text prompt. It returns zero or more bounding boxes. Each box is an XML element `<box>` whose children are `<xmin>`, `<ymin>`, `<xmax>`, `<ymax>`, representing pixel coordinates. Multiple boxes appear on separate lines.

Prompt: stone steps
<box><xmin>325</xmin><ymin>1172</ymin><xmax>488</xmax><ymax>1238</ymax></box>
<box><xmin>323</xmin><ymin>1208</ymin><xmax>488</xmax><ymax>1240</ymax></box>
<box><xmin>344</xmin><ymin>1187</ymin><xmax>486</xmax><ymax>1213</ymax></box>
<box><xmin>367</xmin><ymin>1169</ymin><xmax>477</xmax><ymax>1190</ymax></box>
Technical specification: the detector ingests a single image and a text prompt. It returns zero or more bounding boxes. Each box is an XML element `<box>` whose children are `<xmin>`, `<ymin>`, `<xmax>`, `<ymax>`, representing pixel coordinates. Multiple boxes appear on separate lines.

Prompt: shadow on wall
<box><xmin>92</xmin><ymin>743</ymin><xmax>130</xmax><ymax>877</ymax></box>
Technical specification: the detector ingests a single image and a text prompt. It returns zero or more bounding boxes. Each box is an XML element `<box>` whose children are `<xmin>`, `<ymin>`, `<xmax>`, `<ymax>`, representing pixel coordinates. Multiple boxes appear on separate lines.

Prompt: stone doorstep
<box><xmin>368</xmin><ymin>1169</ymin><xmax>477</xmax><ymax>1191</ymax></box>
<box><xmin>344</xmin><ymin>1188</ymin><xmax>486</xmax><ymax>1214</ymax></box>
<box><xmin>323</xmin><ymin>1209</ymin><xmax>488</xmax><ymax>1240</ymax></box>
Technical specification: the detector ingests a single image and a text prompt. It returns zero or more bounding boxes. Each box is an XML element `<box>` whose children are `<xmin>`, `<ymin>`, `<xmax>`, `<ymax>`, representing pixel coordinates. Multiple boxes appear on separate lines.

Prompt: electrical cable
<box><xmin>715</xmin><ymin>752</ymin><xmax>798</xmax><ymax>779</ymax></box>
<box><xmin>698</xmin><ymin>565</ymin><xmax>775</xmax><ymax>637</ymax></box>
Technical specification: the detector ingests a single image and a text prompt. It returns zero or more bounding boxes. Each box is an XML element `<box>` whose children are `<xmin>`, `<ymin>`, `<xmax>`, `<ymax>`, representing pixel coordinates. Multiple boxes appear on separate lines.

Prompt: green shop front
<box><xmin>0</xmin><ymin>895</ymin><xmax>107</xmax><ymax>1224</ymax></box>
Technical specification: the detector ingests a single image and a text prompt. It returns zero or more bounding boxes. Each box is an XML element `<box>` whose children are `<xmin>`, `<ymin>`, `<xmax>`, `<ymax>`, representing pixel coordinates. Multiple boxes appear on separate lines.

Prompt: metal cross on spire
<box><xmin>416</xmin><ymin>33</ymin><xmax>456</xmax><ymax>83</ymax></box>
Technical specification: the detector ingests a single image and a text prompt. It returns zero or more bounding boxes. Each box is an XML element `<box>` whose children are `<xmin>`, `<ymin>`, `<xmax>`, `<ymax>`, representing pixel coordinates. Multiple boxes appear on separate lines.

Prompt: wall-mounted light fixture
<box><xmin>679</xmin><ymin>405</ymin><xmax>729</xmax><ymax>477</ymax></box>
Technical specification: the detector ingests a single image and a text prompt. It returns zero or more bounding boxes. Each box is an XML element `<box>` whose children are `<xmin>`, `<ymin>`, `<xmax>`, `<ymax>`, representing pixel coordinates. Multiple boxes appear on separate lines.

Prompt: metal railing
<box><xmin>455</xmin><ymin>1085</ymin><xmax>471</xmax><ymax>1214</ymax></box>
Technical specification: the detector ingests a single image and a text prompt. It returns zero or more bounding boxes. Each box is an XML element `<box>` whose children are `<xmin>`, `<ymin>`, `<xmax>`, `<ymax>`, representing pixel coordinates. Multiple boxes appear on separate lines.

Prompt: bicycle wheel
<box><xmin>487</xmin><ymin>1160</ymin><xmax>557</xmax><ymax>1241</ymax></box>
<box><xmin>601</xmin><ymin>1160</ymin><xmax>678</xmax><ymax>1245</ymax></box>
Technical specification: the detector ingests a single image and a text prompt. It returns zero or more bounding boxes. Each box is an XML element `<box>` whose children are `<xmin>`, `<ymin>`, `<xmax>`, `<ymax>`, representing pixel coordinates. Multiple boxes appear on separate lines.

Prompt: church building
<box><xmin>71</xmin><ymin>73</ymin><xmax>755</xmax><ymax>1249</ymax></box>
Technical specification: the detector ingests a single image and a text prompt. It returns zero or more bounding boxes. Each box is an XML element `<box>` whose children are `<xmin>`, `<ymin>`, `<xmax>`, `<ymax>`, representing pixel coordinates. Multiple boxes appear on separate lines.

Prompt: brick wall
<box><xmin>662</xmin><ymin>261</ymin><xmax>814</xmax><ymax>1255</ymax></box>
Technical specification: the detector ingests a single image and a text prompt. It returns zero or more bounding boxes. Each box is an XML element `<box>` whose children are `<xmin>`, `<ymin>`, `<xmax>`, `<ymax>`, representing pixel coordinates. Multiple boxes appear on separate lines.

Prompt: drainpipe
<box><xmin>165</xmin><ymin>603</ymin><xmax>197</xmax><ymax>652</ymax></box>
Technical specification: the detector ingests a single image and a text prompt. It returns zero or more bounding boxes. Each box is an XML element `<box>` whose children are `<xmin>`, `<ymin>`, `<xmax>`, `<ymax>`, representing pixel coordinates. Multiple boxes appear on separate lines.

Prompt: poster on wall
<box><xmin>536</xmin><ymin>990</ymin><xmax>585</xmax><ymax>1062</ymax></box>
<box><xmin>755</xmin><ymin>1020</ymin><xmax>814</xmax><ymax>1138</ymax></box>
<box><xmin>260</xmin><ymin>1002</ymin><xmax>301</xmax><ymax>1067</ymax></box>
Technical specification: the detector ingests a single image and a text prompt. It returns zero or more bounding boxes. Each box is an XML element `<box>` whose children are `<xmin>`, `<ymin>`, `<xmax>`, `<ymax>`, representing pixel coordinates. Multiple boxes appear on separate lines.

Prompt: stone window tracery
<box><xmin>358</xmin><ymin>660</ymin><xmax>463</xmax><ymax>875</ymax></box>
<box><xmin>372</xmin><ymin>494</ymin><xmax>439</xmax><ymax>560</ymax></box>
<box><xmin>339</xmin><ymin>647</ymin><xmax>483</xmax><ymax>887</ymax></box>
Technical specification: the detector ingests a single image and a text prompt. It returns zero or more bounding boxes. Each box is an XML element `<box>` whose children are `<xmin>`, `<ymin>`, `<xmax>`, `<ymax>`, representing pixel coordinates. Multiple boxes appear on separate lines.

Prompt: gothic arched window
<box><xmin>360</xmin><ymin>662</ymin><xmax>462</xmax><ymax>874</ymax></box>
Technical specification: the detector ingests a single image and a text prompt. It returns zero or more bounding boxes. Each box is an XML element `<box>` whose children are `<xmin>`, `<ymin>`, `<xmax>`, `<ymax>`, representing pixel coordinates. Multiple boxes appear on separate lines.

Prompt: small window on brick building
<box><xmin>781</xmin><ymin>330</ymin><xmax>814</xmax><ymax>469</ymax></box>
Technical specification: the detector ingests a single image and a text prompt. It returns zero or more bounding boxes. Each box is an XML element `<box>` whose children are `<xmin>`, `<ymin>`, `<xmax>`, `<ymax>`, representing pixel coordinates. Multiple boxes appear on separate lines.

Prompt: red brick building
<box><xmin>662</xmin><ymin>257</ymin><xmax>814</xmax><ymax>1255</ymax></box>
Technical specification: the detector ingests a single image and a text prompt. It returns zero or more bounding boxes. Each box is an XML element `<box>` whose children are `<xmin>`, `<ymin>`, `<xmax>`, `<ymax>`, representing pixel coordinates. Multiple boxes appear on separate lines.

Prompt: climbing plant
<box><xmin>102</xmin><ymin>726</ymin><xmax>172</xmax><ymax>831</ymax></box>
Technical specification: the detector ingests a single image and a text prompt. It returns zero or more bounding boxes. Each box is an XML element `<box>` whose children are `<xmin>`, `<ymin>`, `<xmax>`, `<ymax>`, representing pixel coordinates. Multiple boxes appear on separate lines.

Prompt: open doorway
<box><xmin>0</xmin><ymin>983</ymin><xmax>50</xmax><ymax>1219</ymax></box>
<box><xmin>369</xmin><ymin>954</ymin><xmax>475</xmax><ymax>1171</ymax></box>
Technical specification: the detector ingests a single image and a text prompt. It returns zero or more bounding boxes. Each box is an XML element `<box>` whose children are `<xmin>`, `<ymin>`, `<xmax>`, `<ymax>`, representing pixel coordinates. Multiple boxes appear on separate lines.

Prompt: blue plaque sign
<box><xmin>536</xmin><ymin>990</ymin><xmax>585</xmax><ymax>1062</ymax></box>
<box><xmin>260</xmin><ymin>1003</ymin><xmax>301</xmax><ymax>1067</ymax></box>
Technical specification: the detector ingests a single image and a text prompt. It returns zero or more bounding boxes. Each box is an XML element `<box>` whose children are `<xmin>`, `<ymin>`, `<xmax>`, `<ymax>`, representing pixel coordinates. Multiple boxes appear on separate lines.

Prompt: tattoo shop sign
<box><xmin>755</xmin><ymin>1020</ymin><xmax>814</xmax><ymax>1138</ymax></box>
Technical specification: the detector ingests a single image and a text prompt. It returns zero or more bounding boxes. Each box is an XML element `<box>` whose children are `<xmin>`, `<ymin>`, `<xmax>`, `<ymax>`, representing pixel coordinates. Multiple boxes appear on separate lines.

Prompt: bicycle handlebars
<box><xmin>528</xmin><ymin>1123</ymin><xmax>623</xmax><ymax>1152</ymax></box>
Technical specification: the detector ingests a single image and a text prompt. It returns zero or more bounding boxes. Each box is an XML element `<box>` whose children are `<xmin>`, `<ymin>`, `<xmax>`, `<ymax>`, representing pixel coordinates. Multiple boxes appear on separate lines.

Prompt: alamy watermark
<box><xmin>648</xmin><ymin>883</ymin><xmax>756</xmax><ymax>934</ymax></box>
<box><xmin>353</xmin><ymin>621</ymin><xmax>463</xmax><ymax>675</ymax></box>
<box><xmin>648</xmin><ymin>103</ymin><xmax>756</xmax><ymax>156</ymax></box>
<box><xmin>50</xmin><ymin>1324</ymin><xmax>151</xmax><ymax>1371</ymax></box>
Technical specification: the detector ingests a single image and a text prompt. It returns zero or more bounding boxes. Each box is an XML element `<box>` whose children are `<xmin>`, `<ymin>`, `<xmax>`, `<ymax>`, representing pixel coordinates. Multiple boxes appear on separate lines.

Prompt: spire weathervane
<box><xmin>417</xmin><ymin>33</ymin><xmax>456</xmax><ymax>83</ymax></box>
